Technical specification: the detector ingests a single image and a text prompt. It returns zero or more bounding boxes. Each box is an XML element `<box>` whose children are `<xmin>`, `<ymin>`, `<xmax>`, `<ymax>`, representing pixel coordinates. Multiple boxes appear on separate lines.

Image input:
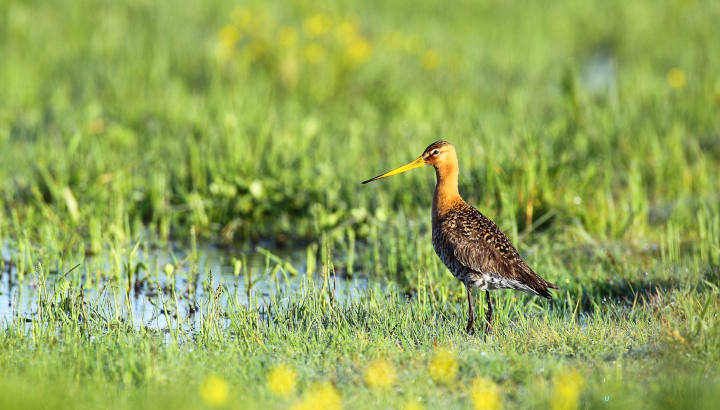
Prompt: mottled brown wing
<box><xmin>441</xmin><ymin>202</ymin><xmax>558</xmax><ymax>299</ymax></box>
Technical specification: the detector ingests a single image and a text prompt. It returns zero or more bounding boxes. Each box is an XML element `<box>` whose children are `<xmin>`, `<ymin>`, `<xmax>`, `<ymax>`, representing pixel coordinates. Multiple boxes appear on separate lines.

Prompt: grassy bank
<box><xmin>1</xmin><ymin>264</ymin><xmax>719</xmax><ymax>410</ymax></box>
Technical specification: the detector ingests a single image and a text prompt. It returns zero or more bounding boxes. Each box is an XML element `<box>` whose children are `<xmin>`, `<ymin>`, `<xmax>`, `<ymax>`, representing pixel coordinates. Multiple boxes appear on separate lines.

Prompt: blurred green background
<box><xmin>2</xmin><ymin>0</ymin><xmax>718</xmax><ymax>247</ymax></box>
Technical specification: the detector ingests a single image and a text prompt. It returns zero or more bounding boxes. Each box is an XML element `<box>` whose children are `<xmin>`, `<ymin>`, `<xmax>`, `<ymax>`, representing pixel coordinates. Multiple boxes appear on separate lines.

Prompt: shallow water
<box><xmin>0</xmin><ymin>244</ymin><xmax>368</xmax><ymax>332</ymax></box>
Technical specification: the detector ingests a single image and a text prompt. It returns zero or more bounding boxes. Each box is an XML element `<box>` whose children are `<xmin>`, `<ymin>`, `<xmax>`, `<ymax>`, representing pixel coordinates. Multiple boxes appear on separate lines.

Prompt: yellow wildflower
<box><xmin>291</xmin><ymin>383</ymin><xmax>342</xmax><ymax>410</ymax></box>
<box><xmin>303</xmin><ymin>14</ymin><xmax>333</xmax><ymax>38</ymax></box>
<box><xmin>268</xmin><ymin>364</ymin><xmax>298</xmax><ymax>397</ymax></box>
<box><xmin>667</xmin><ymin>68</ymin><xmax>686</xmax><ymax>90</ymax></box>
<box><xmin>403</xmin><ymin>401</ymin><xmax>424</xmax><ymax>410</ymax></box>
<box><xmin>218</xmin><ymin>25</ymin><xmax>241</xmax><ymax>48</ymax></box>
<box><xmin>278</xmin><ymin>27</ymin><xmax>298</xmax><ymax>48</ymax></box>
<box><xmin>428</xmin><ymin>348</ymin><xmax>458</xmax><ymax>384</ymax></box>
<box><xmin>304</xmin><ymin>43</ymin><xmax>325</xmax><ymax>64</ymax></box>
<box><xmin>364</xmin><ymin>359</ymin><xmax>396</xmax><ymax>389</ymax></box>
<box><xmin>200</xmin><ymin>375</ymin><xmax>229</xmax><ymax>406</ymax></box>
<box><xmin>347</xmin><ymin>38</ymin><xmax>372</xmax><ymax>65</ymax></box>
<box><xmin>469</xmin><ymin>377</ymin><xmax>502</xmax><ymax>410</ymax></box>
<box><xmin>420</xmin><ymin>50</ymin><xmax>441</xmax><ymax>70</ymax></box>
<box><xmin>334</xmin><ymin>19</ymin><xmax>358</xmax><ymax>44</ymax></box>
<box><xmin>551</xmin><ymin>371</ymin><xmax>584</xmax><ymax>410</ymax></box>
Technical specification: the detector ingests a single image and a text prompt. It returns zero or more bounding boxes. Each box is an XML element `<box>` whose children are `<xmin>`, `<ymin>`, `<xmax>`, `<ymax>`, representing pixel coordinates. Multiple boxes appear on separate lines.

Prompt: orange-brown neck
<box><xmin>431</xmin><ymin>157</ymin><xmax>463</xmax><ymax>222</ymax></box>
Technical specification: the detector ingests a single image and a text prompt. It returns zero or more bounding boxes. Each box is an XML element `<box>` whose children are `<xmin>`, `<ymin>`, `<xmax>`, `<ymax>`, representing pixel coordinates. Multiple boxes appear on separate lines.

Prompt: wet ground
<box><xmin>0</xmin><ymin>244</ymin><xmax>369</xmax><ymax>332</ymax></box>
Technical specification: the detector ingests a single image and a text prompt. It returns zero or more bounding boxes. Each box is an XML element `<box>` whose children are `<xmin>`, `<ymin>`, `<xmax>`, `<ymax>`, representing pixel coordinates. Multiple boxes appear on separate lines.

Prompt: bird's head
<box><xmin>420</xmin><ymin>141</ymin><xmax>456</xmax><ymax>168</ymax></box>
<box><xmin>361</xmin><ymin>141</ymin><xmax>456</xmax><ymax>184</ymax></box>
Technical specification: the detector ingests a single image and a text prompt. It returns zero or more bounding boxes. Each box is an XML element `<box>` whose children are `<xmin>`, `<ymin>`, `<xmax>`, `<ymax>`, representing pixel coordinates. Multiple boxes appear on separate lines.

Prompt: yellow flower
<box><xmin>428</xmin><ymin>348</ymin><xmax>458</xmax><ymax>384</ymax></box>
<box><xmin>268</xmin><ymin>365</ymin><xmax>298</xmax><ymax>397</ymax></box>
<box><xmin>334</xmin><ymin>19</ymin><xmax>358</xmax><ymax>44</ymax></box>
<box><xmin>551</xmin><ymin>371</ymin><xmax>584</xmax><ymax>410</ymax></box>
<box><xmin>291</xmin><ymin>383</ymin><xmax>342</xmax><ymax>410</ymax></box>
<box><xmin>200</xmin><ymin>375</ymin><xmax>229</xmax><ymax>406</ymax></box>
<box><xmin>347</xmin><ymin>38</ymin><xmax>372</xmax><ymax>65</ymax></box>
<box><xmin>420</xmin><ymin>50</ymin><xmax>441</xmax><ymax>70</ymax></box>
<box><xmin>278</xmin><ymin>27</ymin><xmax>298</xmax><ymax>48</ymax></box>
<box><xmin>304</xmin><ymin>43</ymin><xmax>325</xmax><ymax>64</ymax></box>
<box><xmin>469</xmin><ymin>377</ymin><xmax>502</xmax><ymax>410</ymax></box>
<box><xmin>403</xmin><ymin>401</ymin><xmax>424</xmax><ymax>410</ymax></box>
<box><xmin>667</xmin><ymin>68</ymin><xmax>686</xmax><ymax>90</ymax></box>
<box><xmin>364</xmin><ymin>359</ymin><xmax>396</xmax><ymax>389</ymax></box>
<box><xmin>218</xmin><ymin>25</ymin><xmax>241</xmax><ymax>48</ymax></box>
<box><xmin>303</xmin><ymin>14</ymin><xmax>333</xmax><ymax>38</ymax></box>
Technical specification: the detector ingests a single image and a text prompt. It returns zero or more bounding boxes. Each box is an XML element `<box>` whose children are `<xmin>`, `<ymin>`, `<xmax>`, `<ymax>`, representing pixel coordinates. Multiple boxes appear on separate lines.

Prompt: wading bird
<box><xmin>362</xmin><ymin>141</ymin><xmax>558</xmax><ymax>335</ymax></box>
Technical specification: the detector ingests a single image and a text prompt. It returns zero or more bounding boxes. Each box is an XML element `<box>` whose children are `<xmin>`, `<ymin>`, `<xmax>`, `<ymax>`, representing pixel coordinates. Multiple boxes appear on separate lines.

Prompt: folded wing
<box><xmin>441</xmin><ymin>203</ymin><xmax>558</xmax><ymax>299</ymax></box>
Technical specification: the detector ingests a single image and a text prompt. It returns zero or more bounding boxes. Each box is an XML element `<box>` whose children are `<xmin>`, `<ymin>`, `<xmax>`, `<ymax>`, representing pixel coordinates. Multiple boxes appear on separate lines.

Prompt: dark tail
<box><xmin>525</xmin><ymin>268</ymin><xmax>559</xmax><ymax>300</ymax></box>
<box><xmin>534</xmin><ymin>281</ymin><xmax>559</xmax><ymax>300</ymax></box>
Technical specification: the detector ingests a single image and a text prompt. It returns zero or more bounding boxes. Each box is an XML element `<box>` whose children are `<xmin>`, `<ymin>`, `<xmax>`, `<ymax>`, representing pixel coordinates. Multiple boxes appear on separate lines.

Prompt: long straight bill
<box><xmin>361</xmin><ymin>156</ymin><xmax>425</xmax><ymax>184</ymax></box>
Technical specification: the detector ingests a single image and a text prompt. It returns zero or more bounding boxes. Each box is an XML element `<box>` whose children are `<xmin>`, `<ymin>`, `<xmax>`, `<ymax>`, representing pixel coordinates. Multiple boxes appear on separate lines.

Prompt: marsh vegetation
<box><xmin>1</xmin><ymin>0</ymin><xmax>719</xmax><ymax>408</ymax></box>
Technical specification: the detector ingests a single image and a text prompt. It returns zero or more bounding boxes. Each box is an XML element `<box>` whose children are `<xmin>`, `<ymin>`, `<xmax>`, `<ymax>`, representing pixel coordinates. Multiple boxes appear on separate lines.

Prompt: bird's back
<box><xmin>431</xmin><ymin>200</ymin><xmax>558</xmax><ymax>298</ymax></box>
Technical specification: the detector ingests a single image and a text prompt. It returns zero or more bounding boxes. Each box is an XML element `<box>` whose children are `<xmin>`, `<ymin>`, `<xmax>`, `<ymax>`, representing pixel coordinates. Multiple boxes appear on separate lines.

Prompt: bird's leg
<box><xmin>484</xmin><ymin>290</ymin><xmax>493</xmax><ymax>336</ymax></box>
<box><xmin>465</xmin><ymin>286</ymin><xmax>475</xmax><ymax>335</ymax></box>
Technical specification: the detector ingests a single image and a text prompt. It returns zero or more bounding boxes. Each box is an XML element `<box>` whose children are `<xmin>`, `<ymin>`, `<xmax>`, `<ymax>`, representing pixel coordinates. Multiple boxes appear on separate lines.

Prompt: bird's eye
<box><xmin>432</xmin><ymin>150</ymin><xmax>440</xmax><ymax>156</ymax></box>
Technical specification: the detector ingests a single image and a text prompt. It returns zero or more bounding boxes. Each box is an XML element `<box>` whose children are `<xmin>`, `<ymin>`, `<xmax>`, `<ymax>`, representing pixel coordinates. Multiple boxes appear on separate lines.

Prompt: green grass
<box><xmin>1</xmin><ymin>264</ymin><xmax>719</xmax><ymax>409</ymax></box>
<box><xmin>1</xmin><ymin>0</ymin><xmax>720</xmax><ymax>408</ymax></box>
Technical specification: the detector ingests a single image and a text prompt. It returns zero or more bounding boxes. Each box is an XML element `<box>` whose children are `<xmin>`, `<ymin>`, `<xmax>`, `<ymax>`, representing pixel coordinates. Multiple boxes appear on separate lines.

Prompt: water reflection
<box><xmin>0</xmin><ymin>244</ymin><xmax>368</xmax><ymax>332</ymax></box>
